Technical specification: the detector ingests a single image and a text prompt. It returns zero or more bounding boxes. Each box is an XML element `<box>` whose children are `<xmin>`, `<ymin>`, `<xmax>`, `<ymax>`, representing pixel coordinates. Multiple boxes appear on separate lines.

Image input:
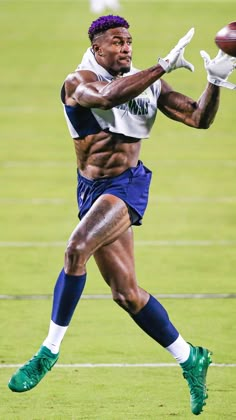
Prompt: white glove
<box><xmin>158</xmin><ymin>28</ymin><xmax>195</xmax><ymax>73</ymax></box>
<box><xmin>200</xmin><ymin>49</ymin><xmax>236</xmax><ymax>90</ymax></box>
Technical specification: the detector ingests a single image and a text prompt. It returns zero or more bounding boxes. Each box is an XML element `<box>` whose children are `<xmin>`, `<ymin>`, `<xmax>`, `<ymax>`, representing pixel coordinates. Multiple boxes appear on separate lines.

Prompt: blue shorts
<box><xmin>77</xmin><ymin>160</ymin><xmax>152</xmax><ymax>226</ymax></box>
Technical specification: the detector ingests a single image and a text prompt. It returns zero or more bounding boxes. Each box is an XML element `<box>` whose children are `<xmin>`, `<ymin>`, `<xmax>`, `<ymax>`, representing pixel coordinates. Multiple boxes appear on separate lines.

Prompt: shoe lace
<box><xmin>20</xmin><ymin>356</ymin><xmax>52</xmax><ymax>381</ymax></box>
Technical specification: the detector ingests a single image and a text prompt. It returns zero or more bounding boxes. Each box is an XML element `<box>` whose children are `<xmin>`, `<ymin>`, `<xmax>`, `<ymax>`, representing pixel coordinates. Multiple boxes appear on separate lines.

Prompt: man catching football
<box><xmin>8</xmin><ymin>14</ymin><xmax>236</xmax><ymax>415</ymax></box>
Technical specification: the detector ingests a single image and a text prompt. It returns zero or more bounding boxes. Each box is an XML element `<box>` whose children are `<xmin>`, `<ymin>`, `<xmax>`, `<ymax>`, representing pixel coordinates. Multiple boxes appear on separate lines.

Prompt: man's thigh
<box><xmin>69</xmin><ymin>194</ymin><xmax>131</xmax><ymax>255</ymax></box>
<box><xmin>93</xmin><ymin>226</ymin><xmax>137</xmax><ymax>290</ymax></box>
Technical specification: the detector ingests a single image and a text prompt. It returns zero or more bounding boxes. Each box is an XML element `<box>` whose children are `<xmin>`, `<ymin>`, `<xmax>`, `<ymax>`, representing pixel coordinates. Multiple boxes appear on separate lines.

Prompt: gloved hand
<box><xmin>158</xmin><ymin>28</ymin><xmax>195</xmax><ymax>73</ymax></box>
<box><xmin>200</xmin><ymin>49</ymin><xmax>236</xmax><ymax>90</ymax></box>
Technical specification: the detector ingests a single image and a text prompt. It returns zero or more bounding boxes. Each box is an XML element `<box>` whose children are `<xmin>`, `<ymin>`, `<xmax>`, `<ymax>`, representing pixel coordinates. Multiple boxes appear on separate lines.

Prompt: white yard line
<box><xmin>0</xmin><ymin>240</ymin><xmax>236</xmax><ymax>248</ymax></box>
<box><xmin>0</xmin><ymin>293</ymin><xmax>235</xmax><ymax>300</ymax></box>
<box><xmin>150</xmin><ymin>196</ymin><xmax>236</xmax><ymax>203</ymax></box>
<box><xmin>1</xmin><ymin>363</ymin><xmax>235</xmax><ymax>369</ymax></box>
<box><xmin>1</xmin><ymin>196</ymin><xmax>236</xmax><ymax>204</ymax></box>
<box><xmin>2</xmin><ymin>159</ymin><xmax>236</xmax><ymax>167</ymax></box>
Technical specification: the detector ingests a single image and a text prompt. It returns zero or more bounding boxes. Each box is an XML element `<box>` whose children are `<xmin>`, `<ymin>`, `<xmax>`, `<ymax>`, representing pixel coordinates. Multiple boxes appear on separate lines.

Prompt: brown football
<box><xmin>215</xmin><ymin>22</ymin><xmax>236</xmax><ymax>57</ymax></box>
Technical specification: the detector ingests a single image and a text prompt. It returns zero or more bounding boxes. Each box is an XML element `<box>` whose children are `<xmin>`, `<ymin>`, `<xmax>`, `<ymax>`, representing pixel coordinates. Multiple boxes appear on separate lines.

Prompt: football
<box><xmin>215</xmin><ymin>22</ymin><xmax>236</xmax><ymax>57</ymax></box>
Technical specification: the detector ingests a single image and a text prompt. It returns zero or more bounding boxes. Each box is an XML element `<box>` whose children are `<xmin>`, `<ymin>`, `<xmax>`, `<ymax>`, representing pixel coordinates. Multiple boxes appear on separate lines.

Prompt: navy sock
<box><xmin>131</xmin><ymin>295</ymin><xmax>179</xmax><ymax>347</ymax></box>
<box><xmin>51</xmin><ymin>268</ymin><xmax>86</xmax><ymax>326</ymax></box>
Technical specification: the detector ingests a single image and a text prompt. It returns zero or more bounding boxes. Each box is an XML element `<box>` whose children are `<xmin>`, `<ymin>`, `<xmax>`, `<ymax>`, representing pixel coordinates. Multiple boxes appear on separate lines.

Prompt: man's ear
<box><xmin>93</xmin><ymin>43</ymin><xmax>104</xmax><ymax>57</ymax></box>
<box><xmin>92</xmin><ymin>43</ymin><xmax>99</xmax><ymax>53</ymax></box>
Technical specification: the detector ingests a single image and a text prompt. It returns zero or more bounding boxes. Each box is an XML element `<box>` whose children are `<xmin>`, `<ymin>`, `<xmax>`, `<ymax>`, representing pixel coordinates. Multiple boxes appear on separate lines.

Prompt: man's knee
<box><xmin>112</xmin><ymin>288</ymin><xmax>142</xmax><ymax>313</ymax></box>
<box><xmin>65</xmin><ymin>240</ymin><xmax>89</xmax><ymax>272</ymax></box>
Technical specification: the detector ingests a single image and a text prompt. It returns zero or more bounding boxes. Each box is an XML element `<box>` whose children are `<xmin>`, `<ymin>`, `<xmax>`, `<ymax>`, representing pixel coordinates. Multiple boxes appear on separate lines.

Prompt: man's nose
<box><xmin>121</xmin><ymin>42</ymin><xmax>131</xmax><ymax>52</ymax></box>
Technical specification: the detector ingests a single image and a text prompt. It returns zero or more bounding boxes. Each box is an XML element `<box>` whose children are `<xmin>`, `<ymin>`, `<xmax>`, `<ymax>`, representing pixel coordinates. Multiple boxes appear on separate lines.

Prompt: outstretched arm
<box><xmin>158</xmin><ymin>79</ymin><xmax>220</xmax><ymax>129</ymax></box>
<box><xmin>158</xmin><ymin>49</ymin><xmax>236</xmax><ymax>129</ymax></box>
<box><xmin>65</xmin><ymin>28</ymin><xmax>195</xmax><ymax>109</ymax></box>
<box><xmin>69</xmin><ymin>65</ymin><xmax>166</xmax><ymax>109</ymax></box>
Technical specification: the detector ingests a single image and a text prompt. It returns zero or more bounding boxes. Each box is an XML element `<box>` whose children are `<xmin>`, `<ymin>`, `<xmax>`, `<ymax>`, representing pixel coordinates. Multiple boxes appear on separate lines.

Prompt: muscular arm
<box><xmin>65</xmin><ymin>65</ymin><xmax>165</xmax><ymax>109</ymax></box>
<box><xmin>65</xmin><ymin>65</ymin><xmax>220</xmax><ymax>129</ymax></box>
<box><xmin>158</xmin><ymin>79</ymin><xmax>220</xmax><ymax>129</ymax></box>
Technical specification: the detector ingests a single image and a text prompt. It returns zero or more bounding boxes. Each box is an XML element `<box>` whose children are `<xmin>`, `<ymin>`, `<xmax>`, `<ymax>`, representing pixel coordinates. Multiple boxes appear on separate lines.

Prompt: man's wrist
<box><xmin>207</xmin><ymin>75</ymin><xmax>236</xmax><ymax>90</ymax></box>
<box><xmin>157</xmin><ymin>58</ymin><xmax>169</xmax><ymax>73</ymax></box>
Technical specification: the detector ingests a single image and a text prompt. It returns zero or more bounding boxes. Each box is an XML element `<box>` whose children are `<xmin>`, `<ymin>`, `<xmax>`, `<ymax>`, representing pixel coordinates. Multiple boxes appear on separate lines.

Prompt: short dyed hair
<box><xmin>88</xmin><ymin>15</ymin><xmax>130</xmax><ymax>42</ymax></box>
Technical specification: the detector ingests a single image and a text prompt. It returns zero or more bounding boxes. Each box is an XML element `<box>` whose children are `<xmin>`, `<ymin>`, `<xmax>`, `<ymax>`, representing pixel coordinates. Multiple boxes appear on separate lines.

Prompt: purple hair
<box><xmin>88</xmin><ymin>15</ymin><xmax>130</xmax><ymax>42</ymax></box>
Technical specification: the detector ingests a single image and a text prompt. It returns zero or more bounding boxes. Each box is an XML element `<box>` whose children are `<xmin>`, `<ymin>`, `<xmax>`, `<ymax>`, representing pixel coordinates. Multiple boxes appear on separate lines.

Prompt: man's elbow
<box><xmin>197</xmin><ymin>118</ymin><xmax>215</xmax><ymax>129</ymax></box>
<box><xmin>99</xmin><ymin>97</ymin><xmax>114</xmax><ymax>110</ymax></box>
<box><xmin>198</xmin><ymin>122</ymin><xmax>211</xmax><ymax>129</ymax></box>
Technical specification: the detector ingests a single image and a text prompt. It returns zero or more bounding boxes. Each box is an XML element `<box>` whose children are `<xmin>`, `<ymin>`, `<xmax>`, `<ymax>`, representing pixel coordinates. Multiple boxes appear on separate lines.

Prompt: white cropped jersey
<box><xmin>61</xmin><ymin>48</ymin><xmax>161</xmax><ymax>140</ymax></box>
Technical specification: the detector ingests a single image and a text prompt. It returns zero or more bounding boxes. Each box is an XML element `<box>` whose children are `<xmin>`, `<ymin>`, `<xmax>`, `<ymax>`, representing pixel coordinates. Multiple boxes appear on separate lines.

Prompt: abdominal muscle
<box><xmin>73</xmin><ymin>131</ymin><xmax>142</xmax><ymax>179</ymax></box>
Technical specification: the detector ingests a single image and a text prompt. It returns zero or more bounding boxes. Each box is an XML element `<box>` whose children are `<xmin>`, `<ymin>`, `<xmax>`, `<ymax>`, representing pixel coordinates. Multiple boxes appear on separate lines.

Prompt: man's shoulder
<box><xmin>64</xmin><ymin>70</ymin><xmax>98</xmax><ymax>87</ymax></box>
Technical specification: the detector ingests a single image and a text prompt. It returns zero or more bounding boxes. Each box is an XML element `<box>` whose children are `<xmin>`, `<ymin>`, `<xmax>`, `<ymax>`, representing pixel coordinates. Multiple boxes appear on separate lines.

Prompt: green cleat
<box><xmin>181</xmin><ymin>344</ymin><xmax>212</xmax><ymax>415</ymax></box>
<box><xmin>8</xmin><ymin>346</ymin><xmax>59</xmax><ymax>392</ymax></box>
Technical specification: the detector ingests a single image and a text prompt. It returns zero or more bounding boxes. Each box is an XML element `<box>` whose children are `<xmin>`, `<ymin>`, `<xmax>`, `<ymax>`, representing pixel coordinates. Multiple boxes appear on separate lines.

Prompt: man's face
<box><xmin>93</xmin><ymin>27</ymin><xmax>132</xmax><ymax>76</ymax></box>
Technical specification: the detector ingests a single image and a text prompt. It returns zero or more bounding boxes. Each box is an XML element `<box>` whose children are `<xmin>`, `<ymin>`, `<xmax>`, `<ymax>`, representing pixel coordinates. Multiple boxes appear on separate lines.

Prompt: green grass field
<box><xmin>1</xmin><ymin>0</ymin><xmax>236</xmax><ymax>418</ymax></box>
